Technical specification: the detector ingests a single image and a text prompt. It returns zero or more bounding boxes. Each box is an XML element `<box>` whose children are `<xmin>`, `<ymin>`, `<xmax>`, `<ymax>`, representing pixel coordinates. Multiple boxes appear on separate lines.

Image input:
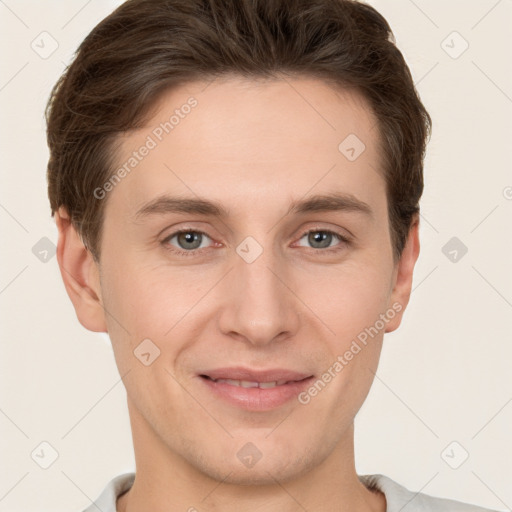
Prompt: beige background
<box><xmin>1</xmin><ymin>1</ymin><xmax>511</xmax><ymax>511</ymax></box>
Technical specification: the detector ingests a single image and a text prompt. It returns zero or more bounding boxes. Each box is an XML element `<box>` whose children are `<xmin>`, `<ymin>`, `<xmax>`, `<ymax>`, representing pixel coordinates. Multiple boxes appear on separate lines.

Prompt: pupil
<box><xmin>179</xmin><ymin>232</ymin><xmax>201</xmax><ymax>249</ymax></box>
<box><xmin>310</xmin><ymin>231</ymin><xmax>331</xmax><ymax>248</ymax></box>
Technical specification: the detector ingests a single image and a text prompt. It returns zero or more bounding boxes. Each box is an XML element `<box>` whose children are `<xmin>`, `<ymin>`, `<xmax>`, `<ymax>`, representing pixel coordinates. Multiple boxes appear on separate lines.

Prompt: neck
<box><xmin>117</xmin><ymin>399</ymin><xmax>386</xmax><ymax>512</ymax></box>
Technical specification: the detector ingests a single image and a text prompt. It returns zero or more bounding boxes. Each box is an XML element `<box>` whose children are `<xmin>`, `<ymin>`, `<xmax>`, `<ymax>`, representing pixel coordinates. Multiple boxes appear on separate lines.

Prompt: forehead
<box><xmin>144</xmin><ymin>75</ymin><xmax>379</xmax><ymax>161</ymax></box>
<box><xmin>106</xmin><ymin>75</ymin><xmax>385</xmax><ymax>220</ymax></box>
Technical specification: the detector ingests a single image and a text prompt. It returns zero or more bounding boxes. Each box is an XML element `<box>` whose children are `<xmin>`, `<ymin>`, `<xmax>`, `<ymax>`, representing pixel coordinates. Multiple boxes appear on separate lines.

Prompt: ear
<box><xmin>385</xmin><ymin>215</ymin><xmax>420</xmax><ymax>333</ymax></box>
<box><xmin>55</xmin><ymin>207</ymin><xmax>107</xmax><ymax>332</ymax></box>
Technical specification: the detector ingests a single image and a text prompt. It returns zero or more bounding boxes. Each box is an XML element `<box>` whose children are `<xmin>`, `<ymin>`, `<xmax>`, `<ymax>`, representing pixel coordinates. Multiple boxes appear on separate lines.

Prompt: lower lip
<box><xmin>199</xmin><ymin>375</ymin><xmax>314</xmax><ymax>411</ymax></box>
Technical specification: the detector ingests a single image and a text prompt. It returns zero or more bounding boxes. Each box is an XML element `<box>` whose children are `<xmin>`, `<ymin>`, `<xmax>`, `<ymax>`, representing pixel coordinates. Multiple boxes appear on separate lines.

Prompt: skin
<box><xmin>55</xmin><ymin>75</ymin><xmax>419</xmax><ymax>512</ymax></box>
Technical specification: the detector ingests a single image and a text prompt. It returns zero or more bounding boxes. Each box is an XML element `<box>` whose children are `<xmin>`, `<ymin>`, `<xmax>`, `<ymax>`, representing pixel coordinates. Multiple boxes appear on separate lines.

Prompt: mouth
<box><xmin>200</xmin><ymin>375</ymin><xmax>307</xmax><ymax>388</ymax></box>
<box><xmin>197</xmin><ymin>367</ymin><xmax>315</xmax><ymax>411</ymax></box>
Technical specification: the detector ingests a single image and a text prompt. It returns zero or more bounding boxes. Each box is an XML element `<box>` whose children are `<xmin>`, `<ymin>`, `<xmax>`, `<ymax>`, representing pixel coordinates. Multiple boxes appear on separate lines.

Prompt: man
<box><xmin>45</xmin><ymin>0</ymin><xmax>499</xmax><ymax>510</ymax></box>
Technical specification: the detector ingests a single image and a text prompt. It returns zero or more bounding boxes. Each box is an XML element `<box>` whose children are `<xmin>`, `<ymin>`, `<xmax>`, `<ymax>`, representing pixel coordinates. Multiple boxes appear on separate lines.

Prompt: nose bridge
<box><xmin>217</xmin><ymin>236</ymin><xmax>299</xmax><ymax>345</ymax></box>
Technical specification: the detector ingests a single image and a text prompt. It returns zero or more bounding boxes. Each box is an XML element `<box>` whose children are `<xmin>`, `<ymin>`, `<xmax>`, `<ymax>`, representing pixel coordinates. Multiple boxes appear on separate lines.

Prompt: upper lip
<box><xmin>200</xmin><ymin>367</ymin><xmax>313</xmax><ymax>383</ymax></box>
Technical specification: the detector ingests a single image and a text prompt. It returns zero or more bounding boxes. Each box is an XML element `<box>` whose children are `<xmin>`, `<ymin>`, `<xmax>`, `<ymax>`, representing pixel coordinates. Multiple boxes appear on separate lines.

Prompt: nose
<box><xmin>217</xmin><ymin>242</ymin><xmax>301</xmax><ymax>347</ymax></box>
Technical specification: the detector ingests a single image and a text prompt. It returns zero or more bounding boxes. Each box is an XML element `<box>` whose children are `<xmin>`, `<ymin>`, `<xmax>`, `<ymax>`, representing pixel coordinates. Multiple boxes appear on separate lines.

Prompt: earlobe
<box><xmin>385</xmin><ymin>216</ymin><xmax>420</xmax><ymax>333</ymax></box>
<box><xmin>55</xmin><ymin>207</ymin><xmax>107</xmax><ymax>333</ymax></box>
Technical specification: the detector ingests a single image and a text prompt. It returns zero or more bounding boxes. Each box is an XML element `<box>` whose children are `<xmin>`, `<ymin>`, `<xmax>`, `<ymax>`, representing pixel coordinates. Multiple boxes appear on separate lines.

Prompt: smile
<box><xmin>202</xmin><ymin>376</ymin><xmax>292</xmax><ymax>388</ymax></box>
<box><xmin>198</xmin><ymin>372</ymin><xmax>315</xmax><ymax>411</ymax></box>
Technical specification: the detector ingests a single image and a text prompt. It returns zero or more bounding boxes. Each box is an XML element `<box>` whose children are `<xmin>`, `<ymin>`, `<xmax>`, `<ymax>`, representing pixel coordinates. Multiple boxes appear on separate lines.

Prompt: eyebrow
<box><xmin>134</xmin><ymin>192</ymin><xmax>373</xmax><ymax>220</ymax></box>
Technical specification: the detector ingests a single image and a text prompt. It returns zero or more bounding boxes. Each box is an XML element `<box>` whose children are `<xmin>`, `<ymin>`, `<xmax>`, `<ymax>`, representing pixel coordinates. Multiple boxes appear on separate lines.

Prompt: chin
<box><xmin>188</xmin><ymin>442</ymin><xmax>320</xmax><ymax>486</ymax></box>
<box><xmin>200</xmin><ymin>462</ymin><xmax>307</xmax><ymax>487</ymax></box>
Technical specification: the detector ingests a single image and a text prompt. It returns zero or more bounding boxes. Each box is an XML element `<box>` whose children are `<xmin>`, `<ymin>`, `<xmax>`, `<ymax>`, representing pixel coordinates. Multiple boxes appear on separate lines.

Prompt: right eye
<box><xmin>161</xmin><ymin>229</ymin><xmax>216</xmax><ymax>257</ymax></box>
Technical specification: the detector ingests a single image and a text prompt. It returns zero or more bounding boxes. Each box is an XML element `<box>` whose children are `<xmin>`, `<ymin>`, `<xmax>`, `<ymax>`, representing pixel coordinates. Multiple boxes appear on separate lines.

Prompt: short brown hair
<box><xmin>46</xmin><ymin>0</ymin><xmax>431</xmax><ymax>261</ymax></box>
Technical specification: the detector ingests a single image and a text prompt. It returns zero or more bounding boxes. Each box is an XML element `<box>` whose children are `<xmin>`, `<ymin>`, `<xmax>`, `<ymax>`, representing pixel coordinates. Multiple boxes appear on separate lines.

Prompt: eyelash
<box><xmin>161</xmin><ymin>228</ymin><xmax>351</xmax><ymax>258</ymax></box>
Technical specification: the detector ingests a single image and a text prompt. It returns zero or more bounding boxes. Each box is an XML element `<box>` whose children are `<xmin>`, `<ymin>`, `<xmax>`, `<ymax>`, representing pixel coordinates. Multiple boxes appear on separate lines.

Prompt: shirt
<box><xmin>81</xmin><ymin>472</ymin><xmax>500</xmax><ymax>512</ymax></box>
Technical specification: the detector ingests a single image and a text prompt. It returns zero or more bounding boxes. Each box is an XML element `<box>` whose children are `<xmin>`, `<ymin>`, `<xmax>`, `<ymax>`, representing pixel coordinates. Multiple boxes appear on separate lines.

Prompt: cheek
<box><xmin>100</xmin><ymin>259</ymin><xmax>175</xmax><ymax>333</ymax></box>
<box><xmin>99</xmin><ymin>259</ymin><xmax>212</xmax><ymax>377</ymax></box>
<box><xmin>98</xmin><ymin>264</ymin><xmax>192</xmax><ymax>414</ymax></box>
<box><xmin>296</xmin><ymin>257</ymin><xmax>394</xmax><ymax>342</ymax></box>
<box><xmin>303</xmin><ymin>258</ymin><xmax>392</xmax><ymax>411</ymax></box>
<box><xmin>297</xmin><ymin>267</ymin><xmax>389</xmax><ymax>423</ymax></box>
<box><xmin>97</xmin><ymin>259</ymin><xmax>162</xmax><ymax>370</ymax></box>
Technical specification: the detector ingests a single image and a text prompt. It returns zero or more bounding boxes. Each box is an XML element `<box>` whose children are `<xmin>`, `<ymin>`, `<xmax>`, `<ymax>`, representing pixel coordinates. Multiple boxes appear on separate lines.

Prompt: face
<box><xmin>62</xmin><ymin>75</ymin><xmax>418</xmax><ymax>485</ymax></box>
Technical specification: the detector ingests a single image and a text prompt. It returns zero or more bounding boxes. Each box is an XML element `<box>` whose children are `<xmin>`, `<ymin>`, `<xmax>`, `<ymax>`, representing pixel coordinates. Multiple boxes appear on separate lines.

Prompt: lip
<box><xmin>198</xmin><ymin>366</ymin><xmax>314</xmax><ymax>411</ymax></box>
<box><xmin>200</xmin><ymin>367</ymin><xmax>312</xmax><ymax>383</ymax></box>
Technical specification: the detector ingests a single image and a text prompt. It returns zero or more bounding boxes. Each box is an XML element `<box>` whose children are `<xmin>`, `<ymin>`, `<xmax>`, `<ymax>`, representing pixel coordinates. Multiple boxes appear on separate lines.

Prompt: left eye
<box><xmin>296</xmin><ymin>230</ymin><xmax>347</xmax><ymax>250</ymax></box>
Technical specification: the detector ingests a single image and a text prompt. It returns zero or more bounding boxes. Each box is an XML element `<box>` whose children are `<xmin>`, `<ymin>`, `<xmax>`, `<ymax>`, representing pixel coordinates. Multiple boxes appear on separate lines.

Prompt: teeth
<box><xmin>240</xmin><ymin>380</ymin><xmax>259</xmax><ymax>388</ymax></box>
<box><xmin>218</xmin><ymin>379</ymin><xmax>240</xmax><ymax>386</ymax></box>
<box><xmin>213</xmin><ymin>378</ymin><xmax>290</xmax><ymax>388</ymax></box>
